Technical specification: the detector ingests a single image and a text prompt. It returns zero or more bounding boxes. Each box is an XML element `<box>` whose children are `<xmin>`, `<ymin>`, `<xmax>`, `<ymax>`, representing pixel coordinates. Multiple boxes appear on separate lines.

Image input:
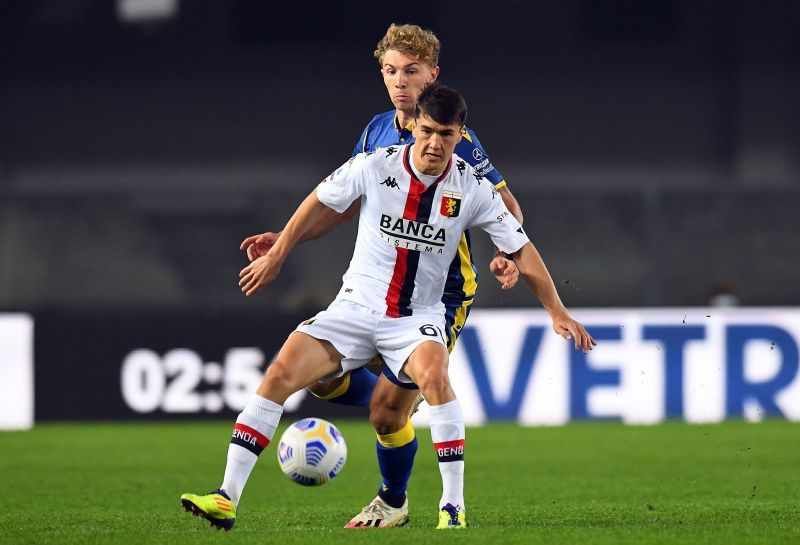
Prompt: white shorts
<box><xmin>295</xmin><ymin>299</ymin><xmax>447</xmax><ymax>387</ymax></box>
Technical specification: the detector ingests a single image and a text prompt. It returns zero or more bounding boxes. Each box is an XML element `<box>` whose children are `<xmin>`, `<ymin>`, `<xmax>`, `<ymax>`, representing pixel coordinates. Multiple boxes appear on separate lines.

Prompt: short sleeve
<box><xmin>352</xmin><ymin>123</ymin><xmax>370</xmax><ymax>157</ymax></box>
<box><xmin>316</xmin><ymin>154</ymin><xmax>369</xmax><ymax>213</ymax></box>
<box><xmin>454</xmin><ymin>128</ymin><xmax>506</xmax><ymax>188</ymax></box>
<box><xmin>466</xmin><ymin>177</ymin><xmax>529</xmax><ymax>254</ymax></box>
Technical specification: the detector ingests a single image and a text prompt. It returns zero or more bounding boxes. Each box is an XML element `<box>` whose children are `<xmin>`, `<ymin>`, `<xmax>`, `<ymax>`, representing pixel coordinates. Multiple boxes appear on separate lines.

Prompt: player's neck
<box><xmin>410</xmin><ymin>147</ymin><xmax>445</xmax><ymax>181</ymax></box>
<box><xmin>396</xmin><ymin>109</ymin><xmax>414</xmax><ymax>130</ymax></box>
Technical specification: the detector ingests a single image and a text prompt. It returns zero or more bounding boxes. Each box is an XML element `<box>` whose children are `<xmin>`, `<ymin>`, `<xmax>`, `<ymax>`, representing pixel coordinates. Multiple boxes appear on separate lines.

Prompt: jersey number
<box><xmin>419</xmin><ymin>324</ymin><xmax>445</xmax><ymax>343</ymax></box>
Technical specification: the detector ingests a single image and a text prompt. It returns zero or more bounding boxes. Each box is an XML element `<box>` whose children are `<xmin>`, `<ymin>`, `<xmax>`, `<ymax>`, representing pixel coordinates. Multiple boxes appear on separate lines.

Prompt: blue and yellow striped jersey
<box><xmin>352</xmin><ymin>110</ymin><xmax>509</xmax><ymax>304</ymax></box>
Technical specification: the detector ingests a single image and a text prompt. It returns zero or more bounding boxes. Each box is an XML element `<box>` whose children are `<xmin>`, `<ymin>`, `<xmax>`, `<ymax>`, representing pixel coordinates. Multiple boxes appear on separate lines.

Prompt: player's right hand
<box><xmin>240</xmin><ymin>232</ymin><xmax>280</xmax><ymax>261</ymax></box>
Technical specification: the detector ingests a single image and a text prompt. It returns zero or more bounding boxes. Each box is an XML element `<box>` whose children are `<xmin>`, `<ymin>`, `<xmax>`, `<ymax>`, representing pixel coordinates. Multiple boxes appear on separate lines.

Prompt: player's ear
<box><xmin>455</xmin><ymin>126</ymin><xmax>464</xmax><ymax>143</ymax></box>
<box><xmin>430</xmin><ymin>66</ymin><xmax>440</xmax><ymax>82</ymax></box>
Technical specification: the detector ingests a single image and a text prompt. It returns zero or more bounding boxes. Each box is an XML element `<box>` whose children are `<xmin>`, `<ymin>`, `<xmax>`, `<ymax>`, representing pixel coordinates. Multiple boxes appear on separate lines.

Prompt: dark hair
<box><xmin>414</xmin><ymin>83</ymin><xmax>467</xmax><ymax>127</ymax></box>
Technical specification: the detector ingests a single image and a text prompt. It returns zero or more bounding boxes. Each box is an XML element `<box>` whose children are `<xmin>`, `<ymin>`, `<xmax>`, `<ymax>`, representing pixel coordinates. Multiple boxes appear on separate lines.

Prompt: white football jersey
<box><xmin>316</xmin><ymin>144</ymin><xmax>529</xmax><ymax>318</ymax></box>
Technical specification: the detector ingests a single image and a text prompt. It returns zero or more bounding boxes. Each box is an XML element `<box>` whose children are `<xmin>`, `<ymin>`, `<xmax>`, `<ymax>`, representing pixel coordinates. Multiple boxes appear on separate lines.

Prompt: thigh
<box><xmin>376</xmin><ymin>310</ymin><xmax>447</xmax><ymax>387</ymax></box>
<box><xmin>278</xmin><ymin>331</ymin><xmax>344</xmax><ymax>376</ymax></box>
<box><xmin>295</xmin><ymin>300</ymin><xmax>380</xmax><ymax>377</ymax></box>
<box><xmin>401</xmin><ymin>340</ymin><xmax>450</xmax><ymax>385</ymax></box>
<box><xmin>401</xmin><ymin>340</ymin><xmax>453</xmax><ymax>406</ymax></box>
<box><xmin>257</xmin><ymin>331</ymin><xmax>344</xmax><ymax>402</ymax></box>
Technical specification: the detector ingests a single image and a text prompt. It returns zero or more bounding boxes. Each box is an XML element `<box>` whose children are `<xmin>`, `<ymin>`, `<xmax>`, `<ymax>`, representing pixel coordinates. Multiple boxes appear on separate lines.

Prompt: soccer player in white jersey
<box><xmin>180</xmin><ymin>84</ymin><xmax>595</xmax><ymax>531</ymax></box>
<box><xmin>241</xmin><ymin>24</ymin><xmax>527</xmax><ymax>528</ymax></box>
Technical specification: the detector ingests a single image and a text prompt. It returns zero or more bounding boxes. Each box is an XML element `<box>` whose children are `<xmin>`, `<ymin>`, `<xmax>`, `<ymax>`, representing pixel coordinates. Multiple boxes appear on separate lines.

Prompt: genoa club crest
<box><xmin>440</xmin><ymin>191</ymin><xmax>462</xmax><ymax>218</ymax></box>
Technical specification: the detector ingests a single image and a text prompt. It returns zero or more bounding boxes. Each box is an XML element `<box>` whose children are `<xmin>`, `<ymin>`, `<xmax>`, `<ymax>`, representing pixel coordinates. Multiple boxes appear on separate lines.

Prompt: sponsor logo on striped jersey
<box><xmin>379</xmin><ymin>214</ymin><xmax>446</xmax><ymax>254</ymax></box>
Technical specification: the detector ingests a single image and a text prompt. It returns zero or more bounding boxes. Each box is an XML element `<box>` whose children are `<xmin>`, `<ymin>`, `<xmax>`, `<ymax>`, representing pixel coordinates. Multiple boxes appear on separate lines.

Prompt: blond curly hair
<box><xmin>374</xmin><ymin>23</ymin><xmax>440</xmax><ymax>67</ymax></box>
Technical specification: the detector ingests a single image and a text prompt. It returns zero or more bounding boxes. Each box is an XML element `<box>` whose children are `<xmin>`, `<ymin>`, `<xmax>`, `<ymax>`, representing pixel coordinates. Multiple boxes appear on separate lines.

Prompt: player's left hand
<box><xmin>552</xmin><ymin>313</ymin><xmax>596</xmax><ymax>354</ymax></box>
<box><xmin>239</xmin><ymin>253</ymin><xmax>283</xmax><ymax>296</ymax></box>
<box><xmin>490</xmin><ymin>255</ymin><xmax>518</xmax><ymax>290</ymax></box>
<box><xmin>240</xmin><ymin>232</ymin><xmax>280</xmax><ymax>262</ymax></box>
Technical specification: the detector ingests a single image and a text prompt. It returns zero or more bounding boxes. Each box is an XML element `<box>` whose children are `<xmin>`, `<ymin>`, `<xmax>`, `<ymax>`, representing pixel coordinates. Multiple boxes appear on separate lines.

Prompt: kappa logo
<box><xmin>440</xmin><ymin>191</ymin><xmax>462</xmax><ymax>218</ymax></box>
<box><xmin>381</xmin><ymin>176</ymin><xmax>399</xmax><ymax>189</ymax></box>
<box><xmin>456</xmin><ymin>159</ymin><xmax>466</xmax><ymax>175</ymax></box>
<box><xmin>385</xmin><ymin>146</ymin><xmax>397</xmax><ymax>157</ymax></box>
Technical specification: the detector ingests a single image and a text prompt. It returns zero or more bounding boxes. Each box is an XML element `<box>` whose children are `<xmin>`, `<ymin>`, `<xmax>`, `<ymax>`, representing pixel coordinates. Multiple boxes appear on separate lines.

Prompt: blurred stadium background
<box><xmin>1</xmin><ymin>0</ymin><xmax>799</xmax><ymax>428</ymax></box>
<box><xmin>3</xmin><ymin>2</ymin><xmax>800</xmax><ymax>543</ymax></box>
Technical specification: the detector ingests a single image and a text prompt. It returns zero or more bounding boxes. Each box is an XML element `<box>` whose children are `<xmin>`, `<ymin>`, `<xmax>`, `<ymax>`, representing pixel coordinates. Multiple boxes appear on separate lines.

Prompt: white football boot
<box><xmin>344</xmin><ymin>496</ymin><xmax>409</xmax><ymax>528</ymax></box>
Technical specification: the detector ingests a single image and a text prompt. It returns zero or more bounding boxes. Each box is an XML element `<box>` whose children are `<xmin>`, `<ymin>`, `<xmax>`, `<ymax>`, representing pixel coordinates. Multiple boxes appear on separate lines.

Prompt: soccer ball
<box><xmin>276</xmin><ymin>418</ymin><xmax>347</xmax><ymax>486</ymax></box>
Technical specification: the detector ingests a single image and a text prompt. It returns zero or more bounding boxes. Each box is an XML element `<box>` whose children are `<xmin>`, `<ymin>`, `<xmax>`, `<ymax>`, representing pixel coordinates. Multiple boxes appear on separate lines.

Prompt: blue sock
<box><xmin>376</xmin><ymin>420</ymin><xmax>417</xmax><ymax>508</ymax></box>
<box><xmin>325</xmin><ymin>367</ymin><xmax>377</xmax><ymax>407</ymax></box>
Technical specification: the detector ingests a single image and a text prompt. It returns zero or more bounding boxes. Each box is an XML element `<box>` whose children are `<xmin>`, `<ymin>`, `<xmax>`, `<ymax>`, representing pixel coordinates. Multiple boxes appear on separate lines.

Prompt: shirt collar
<box><xmin>393</xmin><ymin>112</ymin><xmax>414</xmax><ymax>133</ymax></box>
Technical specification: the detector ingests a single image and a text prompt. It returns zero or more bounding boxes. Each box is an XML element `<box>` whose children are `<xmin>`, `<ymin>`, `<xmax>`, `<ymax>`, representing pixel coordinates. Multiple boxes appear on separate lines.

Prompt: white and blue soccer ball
<box><xmin>276</xmin><ymin>418</ymin><xmax>347</xmax><ymax>486</ymax></box>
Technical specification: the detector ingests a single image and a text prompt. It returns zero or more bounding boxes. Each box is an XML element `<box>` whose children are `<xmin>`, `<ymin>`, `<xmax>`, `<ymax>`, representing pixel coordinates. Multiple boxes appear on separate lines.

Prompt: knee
<box><xmin>263</xmin><ymin>359</ymin><xmax>300</xmax><ymax>393</ymax></box>
<box><xmin>412</xmin><ymin>349</ymin><xmax>450</xmax><ymax>393</ymax></box>
<box><xmin>406</xmin><ymin>343</ymin><xmax>450</xmax><ymax>396</ymax></box>
<box><xmin>416</xmin><ymin>367</ymin><xmax>450</xmax><ymax>397</ymax></box>
<box><xmin>369</xmin><ymin>403</ymin><xmax>407</xmax><ymax>435</ymax></box>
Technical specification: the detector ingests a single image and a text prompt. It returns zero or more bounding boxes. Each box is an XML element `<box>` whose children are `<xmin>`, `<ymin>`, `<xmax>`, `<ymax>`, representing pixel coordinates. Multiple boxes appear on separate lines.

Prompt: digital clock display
<box><xmin>120</xmin><ymin>347</ymin><xmax>306</xmax><ymax>413</ymax></box>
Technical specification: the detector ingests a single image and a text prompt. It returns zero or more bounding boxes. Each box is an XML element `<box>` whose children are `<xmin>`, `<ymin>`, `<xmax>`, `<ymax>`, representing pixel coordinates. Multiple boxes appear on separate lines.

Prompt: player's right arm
<box><xmin>456</xmin><ymin>128</ymin><xmax>527</xmax><ymax>289</ymax></box>
<box><xmin>240</xmin><ymin>201</ymin><xmax>359</xmax><ymax>261</ymax></box>
<box><xmin>239</xmin><ymin>154</ymin><xmax>369</xmax><ymax>296</ymax></box>
<box><xmin>240</xmin><ymin>121</ymin><xmax>375</xmax><ymax>261</ymax></box>
<box><xmin>239</xmin><ymin>191</ymin><xmax>330</xmax><ymax>296</ymax></box>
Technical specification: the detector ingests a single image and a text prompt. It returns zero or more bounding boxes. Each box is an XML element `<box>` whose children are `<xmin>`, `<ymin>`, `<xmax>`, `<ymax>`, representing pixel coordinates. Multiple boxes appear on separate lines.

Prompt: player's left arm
<box><xmin>490</xmin><ymin>186</ymin><xmax>523</xmax><ymax>289</ymax></box>
<box><xmin>498</xmin><ymin>186</ymin><xmax>523</xmax><ymax>225</ymax></box>
<box><xmin>468</xmin><ymin>182</ymin><xmax>595</xmax><ymax>353</ymax></box>
<box><xmin>510</xmin><ymin>242</ymin><xmax>595</xmax><ymax>353</ymax></box>
<box><xmin>457</xmin><ymin>128</ymin><xmax>525</xmax><ymax>289</ymax></box>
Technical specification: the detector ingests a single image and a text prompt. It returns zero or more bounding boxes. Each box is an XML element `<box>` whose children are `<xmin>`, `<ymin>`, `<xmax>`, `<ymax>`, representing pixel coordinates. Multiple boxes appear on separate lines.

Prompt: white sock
<box><xmin>428</xmin><ymin>399</ymin><xmax>465</xmax><ymax>510</ymax></box>
<box><xmin>221</xmin><ymin>395</ymin><xmax>283</xmax><ymax>506</ymax></box>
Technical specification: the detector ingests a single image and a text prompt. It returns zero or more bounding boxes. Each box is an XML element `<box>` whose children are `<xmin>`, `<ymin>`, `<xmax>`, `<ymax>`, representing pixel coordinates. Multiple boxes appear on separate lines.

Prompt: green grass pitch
<box><xmin>1</xmin><ymin>420</ymin><xmax>798</xmax><ymax>545</ymax></box>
